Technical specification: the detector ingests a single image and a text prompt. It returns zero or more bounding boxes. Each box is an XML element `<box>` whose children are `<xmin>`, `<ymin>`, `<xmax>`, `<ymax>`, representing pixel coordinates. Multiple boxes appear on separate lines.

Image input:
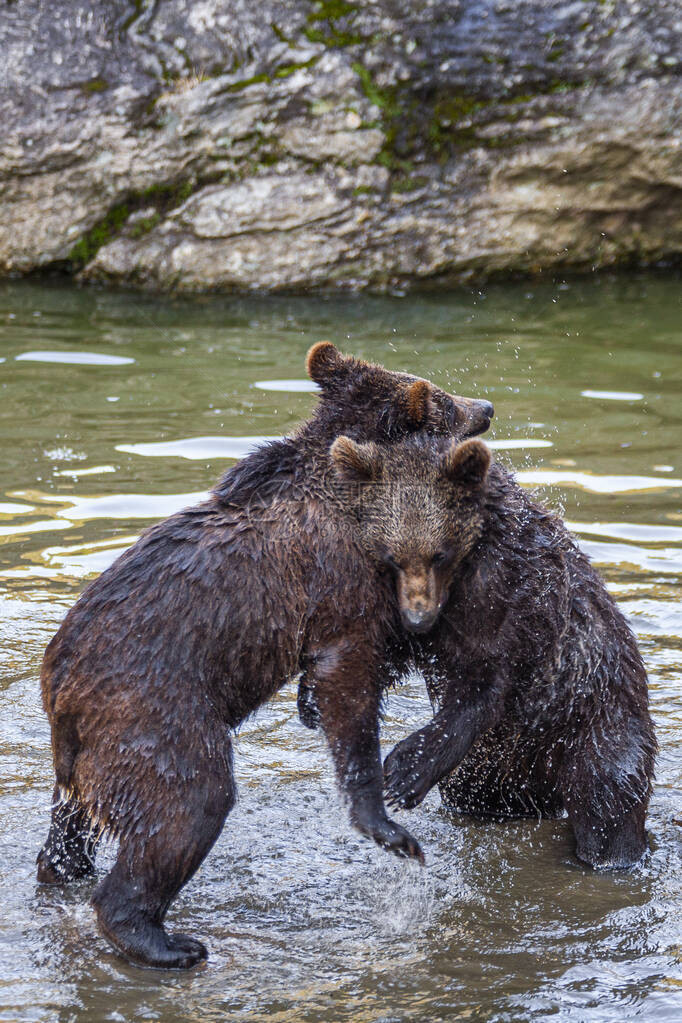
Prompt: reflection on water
<box><xmin>581</xmin><ymin>389</ymin><xmax>644</xmax><ymax>401</ymax></box>
<box><xmin>517</xmin><ymin>469</ymin><xmax>682</xmax><ymax>493</ymax></box>
<box><xmin>253</xmin><ymin>379</ymin><xmax>320</xmax><ymax>392</ymax></box>
<box><xmin>116</xmin><ymin>436</ymin><xmax>279</xmax><ymax>460</ymax></box>
<box><xmin>0</xmin><ymin>275</ymin><xmax>680</xmax><ymax>1022</ymax></box>
<box><xmin>15</xmin><ymin>350</ymin><xmax>136</xmax><ymax>366</ymax></box>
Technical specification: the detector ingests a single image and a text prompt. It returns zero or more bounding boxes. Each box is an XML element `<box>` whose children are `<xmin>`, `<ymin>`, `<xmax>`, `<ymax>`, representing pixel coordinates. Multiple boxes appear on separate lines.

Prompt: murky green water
<box><xmin>0</xmin><ymin>275</ymin><xmax>680</xmax><ymax>1022</ymax></box>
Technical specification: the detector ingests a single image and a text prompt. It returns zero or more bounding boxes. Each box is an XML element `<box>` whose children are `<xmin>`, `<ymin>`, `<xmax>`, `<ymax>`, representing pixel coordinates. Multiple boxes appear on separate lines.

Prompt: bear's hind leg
<box><xmin>567</xmin><ymin>794</ymin><xmax>648</xmax><ymax>869</ymax></box>
<box><xmin>560</xmin><ymin>715</ymin><xmax>654</xmax><ymax>869</ymax></box>
<box><xmin>91</xmin><ymin>760</ymin><xmax>235</xmax><ymax>969</ymax></box>
<box><xmin>37</xmin><ymin>786</ymin><xmax>99</xmax><ymax>884</ymax></box>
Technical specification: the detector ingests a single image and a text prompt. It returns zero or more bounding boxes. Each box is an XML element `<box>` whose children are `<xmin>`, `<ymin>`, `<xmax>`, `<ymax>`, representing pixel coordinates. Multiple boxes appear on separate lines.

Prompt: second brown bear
<box><xmin>306</xmin><ymin>413</ymin><xmax>656</xmax><ymax>870</ymax></box>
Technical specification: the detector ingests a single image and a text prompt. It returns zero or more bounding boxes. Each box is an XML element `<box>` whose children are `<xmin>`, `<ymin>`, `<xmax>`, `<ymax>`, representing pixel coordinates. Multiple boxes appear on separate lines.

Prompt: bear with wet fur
<box><xmin>37</xmin><ymin>343</ymin><xmax>493</xmax><ymax>969</ymax></box>
<box><xmin>331</xmin><ymin>432</ymin><xmax>656</xmax><ymax>869</ymax></box>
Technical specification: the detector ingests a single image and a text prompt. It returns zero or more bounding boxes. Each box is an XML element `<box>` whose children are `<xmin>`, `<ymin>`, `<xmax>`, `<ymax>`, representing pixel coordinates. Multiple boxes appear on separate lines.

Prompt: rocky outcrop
<box><xmin>1</xmin><ymin>1</ymin><xmax>680</xmax><ymax>293</ymax></box>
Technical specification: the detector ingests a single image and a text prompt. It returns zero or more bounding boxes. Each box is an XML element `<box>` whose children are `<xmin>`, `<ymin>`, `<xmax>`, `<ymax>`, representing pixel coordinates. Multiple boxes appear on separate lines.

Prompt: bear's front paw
<box><xmin>366</xmin><ymin>815</ymin><xmax>425</xmax><ymax>864</ymax></box>
<box><xmin>351</xmin><ymin>804</ymin><xmax>425</xmax><ymax>863</ymax></box>
<box><xmin>383</xmin><ymin>735</ymin><xmax>434</xmax><ymax>810</ymax></box>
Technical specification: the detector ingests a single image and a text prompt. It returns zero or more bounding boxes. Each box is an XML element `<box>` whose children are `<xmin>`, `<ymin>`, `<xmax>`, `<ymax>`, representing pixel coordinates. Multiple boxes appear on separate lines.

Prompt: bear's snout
<box><xmin>465</xmin><ymin>397</ymin><xmax>494</xmax><ymax>438</ymax></box>
<box><xmin>396</xmin><ymin>566</ymin><xmax>442</xmax><ymax>633</ymax></box>
<box><xmin>401</xmin><ymin>606</ymin><xmax>439</xmax><ymax>634</ymax></box>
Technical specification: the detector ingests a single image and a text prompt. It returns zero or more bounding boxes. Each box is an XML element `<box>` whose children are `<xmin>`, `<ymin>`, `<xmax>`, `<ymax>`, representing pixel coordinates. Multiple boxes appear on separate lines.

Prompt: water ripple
<box><xmin>15</xmin><ymin>351</ymin><xmax>134</xmax><ymax>366</ymax></box>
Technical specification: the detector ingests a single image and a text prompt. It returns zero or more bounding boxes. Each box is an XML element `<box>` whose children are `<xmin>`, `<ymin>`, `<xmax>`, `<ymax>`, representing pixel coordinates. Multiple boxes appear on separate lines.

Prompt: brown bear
<box><xmin>36</xmin><ymin>343</ymin><xmax>493</xmax><ymax>969</ymax></box>
<box><xmin>328</xmin><ymin>432</ymin><xmax>656</xmax><ymax>870</ymax></box>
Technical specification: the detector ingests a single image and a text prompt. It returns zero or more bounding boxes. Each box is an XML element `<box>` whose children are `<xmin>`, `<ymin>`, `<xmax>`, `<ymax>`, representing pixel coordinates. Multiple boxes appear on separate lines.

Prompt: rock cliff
<box><xmin>1</xmin><ymin>1</ymin><xmax>680</xmax><ymax>292</ymax></box>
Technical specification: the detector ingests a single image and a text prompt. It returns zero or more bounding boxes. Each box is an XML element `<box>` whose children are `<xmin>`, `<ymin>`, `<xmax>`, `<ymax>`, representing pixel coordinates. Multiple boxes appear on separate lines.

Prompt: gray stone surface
<box><xmin>1</xmin><ymin>1</ymin><xmax>680</xmax><ymax>292</ymax></box>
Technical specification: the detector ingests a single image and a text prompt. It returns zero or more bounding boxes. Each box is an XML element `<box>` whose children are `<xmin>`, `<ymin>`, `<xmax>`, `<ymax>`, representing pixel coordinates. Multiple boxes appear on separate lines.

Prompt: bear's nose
<box><xmin>402</xmin><ymin>608</ymin><xmax>436</xmax><ymax>634</ymax></box>
<box><xmin>479</xmin><ymin>400</ymin><xmax>494</xmax><ymax>419</ymax></box>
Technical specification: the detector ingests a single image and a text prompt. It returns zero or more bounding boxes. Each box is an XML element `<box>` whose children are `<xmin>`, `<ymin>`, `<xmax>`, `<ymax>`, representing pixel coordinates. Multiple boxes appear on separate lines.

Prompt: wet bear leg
<box><xmin>568</xmin><ymin>796</ymin><xmax>648</xmax><ymax>869</ymax></box>
<box><xmin>560</xmin><ymin>719</ymin><xmax>654</xmax><ymax>869</ymax></box>
<box><xmin>37</xmin><ymin>786</ymin><xmax>99</xmax><ymax>883</ymax></box>
<box><xmin>91</xmin><ymin>762</ymin><xmax>235</xmax><ymax>969</ymax></box>
<box><xmin>384</xmin><ymin>674</ymin><xmax>506</xmax><ymax>810</ymax></box>
<box><xmin>38</xmin><ymin>715</ymin><xmax>99</xmax><ymax>883</ymax></box>
<box><xmin>312</xmin><ymin>635</ymin><xmax>424</xmax><ymax>863</ymax></box>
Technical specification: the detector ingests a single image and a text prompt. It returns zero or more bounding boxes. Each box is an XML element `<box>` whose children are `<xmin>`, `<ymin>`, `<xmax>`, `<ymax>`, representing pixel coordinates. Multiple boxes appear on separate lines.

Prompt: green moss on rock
<box><xmin>68</xmin><ymin>178</ymin><xmax>205</xmax><ymax>268</ymax></box>
<box><xmin>80</xmin><ymin>77</ymin><xmax>108</xmax><ymax>94</ymax></box>
<box><xmin>129</xmin><ymin>212</ymin><xmax>162</xmax><ymax>239</ymax></box>
<box><xmin>68</xmin><ymin>203</ymin><xmax>130</xmax><ymax>267</ymax></box>
<box><xmin>305</xmin><ymin>1</ymin><xmax>365</xmax><ymax>47</ymax></box>
<box><xmin>350</xmin><ymin>55</ymin><xmax>590</xmax><ymax>186</ymax></box>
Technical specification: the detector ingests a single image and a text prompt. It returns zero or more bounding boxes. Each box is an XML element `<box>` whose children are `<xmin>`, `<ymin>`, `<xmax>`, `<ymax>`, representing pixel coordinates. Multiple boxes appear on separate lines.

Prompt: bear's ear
<box><xmin>441</xmin><ymin>438</ymin><xmax>491</xmax><ymax>488</ymax></box>
<box><xmin>306</xmin><ymin>341</ymin><xmax>347</xmax><ymax>386</ymax></box>
<box><xmin>404</xmin><ymin>379</ymin><xmax>432</xmax><ymax>427</ymax></box>
<box><xmin>330</xmin><ymin>435</ymin><xmax>383</xmax><ymax>482</ymax></box>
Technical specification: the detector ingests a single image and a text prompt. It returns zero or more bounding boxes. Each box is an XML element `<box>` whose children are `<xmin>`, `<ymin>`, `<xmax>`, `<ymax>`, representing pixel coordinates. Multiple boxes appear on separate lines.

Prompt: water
<box><xmin>0</xmin><ymin>275</ymin><xmax>680</xmax><ymax>1022</ymax></box>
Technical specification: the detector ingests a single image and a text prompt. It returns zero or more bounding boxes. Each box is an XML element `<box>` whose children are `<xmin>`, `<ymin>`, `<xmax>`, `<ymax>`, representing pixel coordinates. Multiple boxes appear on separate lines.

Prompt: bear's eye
<box><xmin>432</xmin><ymin>549</ymin><xmax>453</xmax><ymax>567</ymax></box>
<box><xmin>382</xmin><ymin>552</ymin><xmax>400</xmax><ymax>570</ymax></box>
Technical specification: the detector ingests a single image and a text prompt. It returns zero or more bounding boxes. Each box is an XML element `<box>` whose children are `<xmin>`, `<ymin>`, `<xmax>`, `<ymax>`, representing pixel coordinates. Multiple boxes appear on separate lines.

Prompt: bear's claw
<box><xmin>370</xmin><ymin>817</ymin><xmax>425</xmax><ymax>864</ymax></box>
<box><xmin>351</xmin><ymin>806</ymin><xmax>425</xmax><ymax>863</ymax></box>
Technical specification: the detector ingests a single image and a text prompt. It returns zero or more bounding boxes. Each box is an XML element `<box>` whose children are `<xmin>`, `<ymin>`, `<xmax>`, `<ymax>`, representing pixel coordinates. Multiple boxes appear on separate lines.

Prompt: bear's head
<box><xmin>305</xmin><ymin>341</ymin><xmax>493</xmax><ymax>446</ymax></box>
<box><xmin>330</xmin><ymin>433</ymin><xmax>492</xmax><ymax>634</ymax></box>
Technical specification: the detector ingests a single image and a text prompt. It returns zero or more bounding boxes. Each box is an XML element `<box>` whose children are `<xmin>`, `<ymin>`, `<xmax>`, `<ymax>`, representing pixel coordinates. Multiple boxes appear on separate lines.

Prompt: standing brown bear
<box><xmin>327</xmin><ymin>432</ymin><xmax>656</xmax><ymax>869</ymax></box>
<box><xmin>37</xmin><ymin>343</ymin><xmax>493</xmax><ymax>969</ymax></box>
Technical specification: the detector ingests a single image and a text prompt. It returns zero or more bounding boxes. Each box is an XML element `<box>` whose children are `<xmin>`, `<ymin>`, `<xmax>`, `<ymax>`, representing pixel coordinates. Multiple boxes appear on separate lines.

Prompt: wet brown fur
<box><xmin>329</xmin><ymin>433</ymin><xmax>656</xmax><ymax>870</ymax></box>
